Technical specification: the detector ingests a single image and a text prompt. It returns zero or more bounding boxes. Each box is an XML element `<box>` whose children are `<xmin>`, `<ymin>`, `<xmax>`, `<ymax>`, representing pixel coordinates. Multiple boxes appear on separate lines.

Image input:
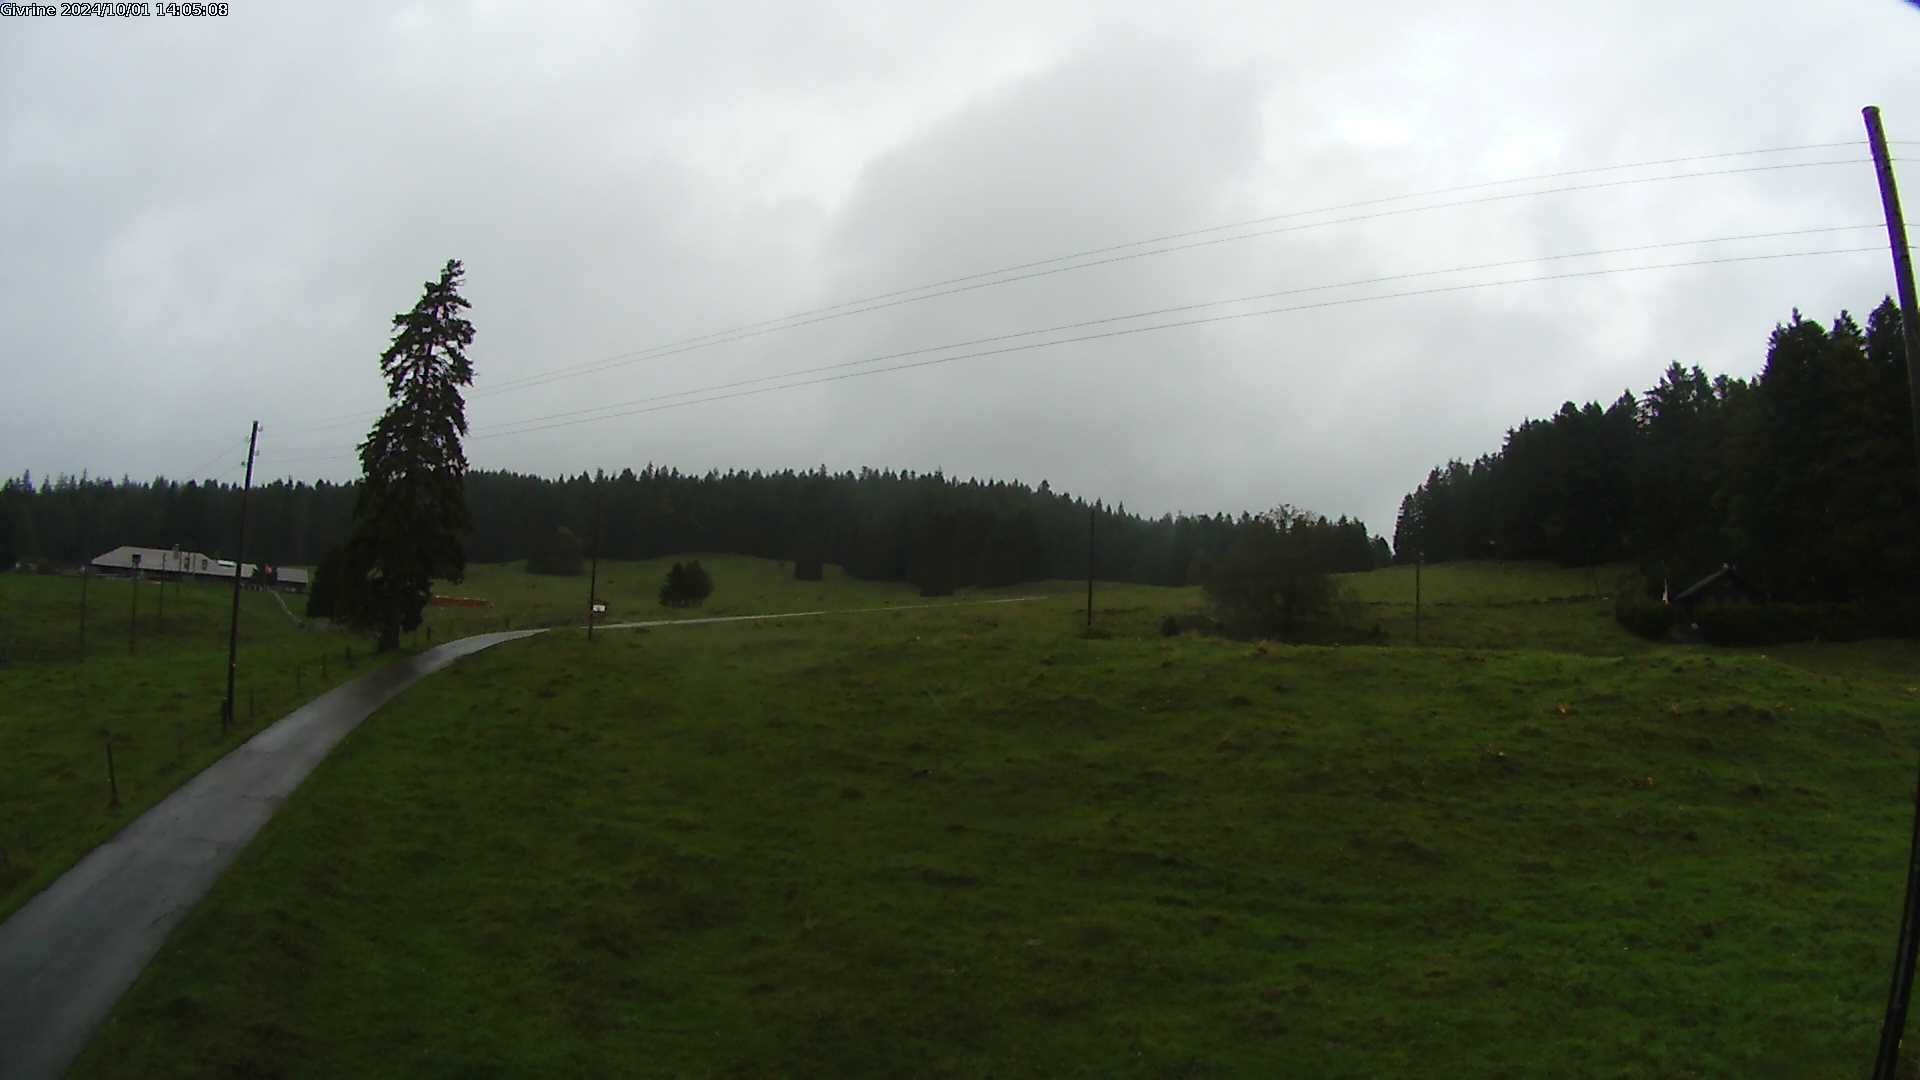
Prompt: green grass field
<box><xmin>1332</xmin><ymin>560</ymin><xmax>1647</xmax><ymax>656</ymax></box>
<box><xmin>1334</xmin><ymin>560</ymin><xmax>1613</xmax><ymax>605</ymax></box>
<box><xmin>62</xmin><ymin>559</ymin><xmax>1920</xmax><ymax>1077</ymax></box>
<box><xmin>416</xmin><ymin>553</ymin><xmax>1054</xmax><ymax>638</ymax></box>
<box><xmin>0</xmin><ymin>572</ymin><xmax>408</xmax><ymax>919</ymax></box>
<box><xmin>0</xmin><ymin>556</ymin><xmax>1047</xmax><ymax>921</ymax></box>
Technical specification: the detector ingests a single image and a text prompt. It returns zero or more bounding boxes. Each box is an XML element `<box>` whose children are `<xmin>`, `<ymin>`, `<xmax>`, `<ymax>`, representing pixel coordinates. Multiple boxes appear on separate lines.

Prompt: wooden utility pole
<box><xmin>78</xmin><ymin>532</ymin><xmax>89</xmax><ymax>661</ymax></box>
<box><xmin>1863</xmin><ymin>105</ymin><xmax>1920</xmax><ymax>1080</ymax></box>
<box><xmin>127</xmin><ymin>552</ymin><xmax>140</xmax><ymax>655</ymax></box>
<box><xmin>586</xmin><ymin>477</ymin><xmax>603</xmax><ymax>641</ymax></box>
<box><xmin>223</xmin><ymin>421</ymin><xmax>259</xmax><ymax>735</ymax></box>
<box><xmin>1866</xmin><ymin>106</ymin><xmax>1920</xmax><ymax>487</ymax></box>
<box><xmin>1085</xmin><ymin>503</ymin><xmax>1095</xmax><ymax>631</ymax></box>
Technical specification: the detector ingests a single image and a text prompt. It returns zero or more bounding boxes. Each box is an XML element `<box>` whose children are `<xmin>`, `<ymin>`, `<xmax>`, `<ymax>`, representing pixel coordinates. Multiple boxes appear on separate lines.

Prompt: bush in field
<box><xmin>794</xmin><ymin>557</ymin><xmax>824</xmax><ymax>582</ymax></box>
<box><xmin>1201</xmin><ymin>514</ymin><xmax>1339</xmax><ymax>641</ymax></box>
<box><xmin>1612</xmin><ymin>575</ymin><xmax>1674</xmax><ymax>640</ymax></box>
<box><xmin>1689</xmin><ymin>601</ymin><xmax>1920</xmax><ymax>645</ymax></box>
<box><xmin>658</xmin><ymin>560</ymin><xmax>714</xmax><ymax>608</ymax></box>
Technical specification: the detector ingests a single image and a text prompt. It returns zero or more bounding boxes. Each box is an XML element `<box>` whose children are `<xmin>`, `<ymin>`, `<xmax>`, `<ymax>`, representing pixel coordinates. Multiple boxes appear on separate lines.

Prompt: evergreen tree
<box><xmin>1384</xmin><ymin>295</ymin><xmax>1920</xmax><ymax>616</ymax></box>
<box><xmin>306</xmin><ymin>545</ymin><xmax>348</xmax><ymax>619</ymax></box>
<box><xmin>659</xmin><ymin>562</ymin><xmax>688</xmax><ymax>607</ymax></box>
<box><xmin>0</xmin><ymin>481</ymin><xmax>18</xmax><ymax>571</ymax></box>
<box><xmin>684</xmin><ymin>559</ymin><xmax>713</xmax><ymax>604</ymax></box>
<box><xmin>910</xmin><ymin>512</ymin><xmax>958</xmax><ymax>597</ymax></box>
<box><xmin>338</xmin><ymin>259</ymin><xmax>477</xmax><ymax>650</ymax></box>
<box><xmin>658</xmin><ymin>560</ymin><xmax>714</xmax><ymax>607</ymax></box>
<box><xmin>527</xmin><ymin>526</ymin><xmax>584</xmax><ymax>576</ymax></box>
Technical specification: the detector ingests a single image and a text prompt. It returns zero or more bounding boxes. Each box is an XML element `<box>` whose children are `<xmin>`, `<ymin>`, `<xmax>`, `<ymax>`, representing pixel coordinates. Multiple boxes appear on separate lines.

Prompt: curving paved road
<box><xmin>0</xmin><ymin>595</ymin><xmax>1041</xmax><ymax>1078</ymax></box>
<box><xmin>0</xmin><ymin>629</ymin><xmax>543</xmax><ymax>1080</ymax></box>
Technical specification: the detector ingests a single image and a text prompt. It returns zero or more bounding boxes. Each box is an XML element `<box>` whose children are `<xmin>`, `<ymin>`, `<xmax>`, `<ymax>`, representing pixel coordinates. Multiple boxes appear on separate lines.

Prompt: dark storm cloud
<box><xmin>3</xmin><ymin>0</ymin><xmax>1917</xmax><ymax>538</ymax></box>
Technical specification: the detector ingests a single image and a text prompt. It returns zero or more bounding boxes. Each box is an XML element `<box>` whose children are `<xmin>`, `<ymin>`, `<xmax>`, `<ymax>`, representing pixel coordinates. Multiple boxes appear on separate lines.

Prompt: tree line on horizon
<box><xmin>0</xmin><ymin>465</ymin><xmax>1390</xmax><ymax>592</ymax></box>
<box><xmin>1393</xmin><ymin>297</ymin><xmax>1915</xmax><ymax>604</ymax></box>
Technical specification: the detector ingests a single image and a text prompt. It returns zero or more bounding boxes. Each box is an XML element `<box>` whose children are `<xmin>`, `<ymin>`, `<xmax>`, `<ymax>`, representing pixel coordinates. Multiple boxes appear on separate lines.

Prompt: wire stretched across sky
<box><xmin>276</xmin><ymin>141</ymin><xmax>1878</xmax><ymax>436</ymax></box>
<box><xmin>472</xmin><ymin>145</ymin><xmax>1875</xmax><ymax>397</ymax></box>
<box><xmin>465</xmin><ymin>224</ymin><xmax>1885</xmax><ymax>436</ymax></box>
<box><xmin>258</xmin><ymin>243</ymin><xmax>1890</xmax><ymax>467</ymax></box>
<box><xmin>470</xmin><ymin>158</ymin><xmax>1871</xmax><ymax>400</ymax></box>
<box><xmin>170</xmin><ymin>434</ymin><xmax>256</xmax><ymax>483</ymax></box>
<box><xmin>467</xmin><ymin>246</ymin><xmax>1888</xmax><ymax>441</ymax></box>
<box><xmin>488</xmin><ymin>246</ymin><xmax>1895</xmax><ymax>439</ymax></box>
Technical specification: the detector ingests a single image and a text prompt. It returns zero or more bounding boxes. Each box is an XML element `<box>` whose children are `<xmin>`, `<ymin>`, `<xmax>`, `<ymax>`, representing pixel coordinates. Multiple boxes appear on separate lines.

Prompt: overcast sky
<box><xmin>4</xmin><ymin>1</ymin><xmax>1919</xmax><ymax>537</ymax></box>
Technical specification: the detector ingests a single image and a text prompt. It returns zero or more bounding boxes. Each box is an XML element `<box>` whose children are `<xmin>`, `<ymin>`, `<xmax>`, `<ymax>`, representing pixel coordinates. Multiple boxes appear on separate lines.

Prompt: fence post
<box><xmin>104</xmin><ymin>734</ymin><xmax>119</xmax><ymax>808</ymax></box>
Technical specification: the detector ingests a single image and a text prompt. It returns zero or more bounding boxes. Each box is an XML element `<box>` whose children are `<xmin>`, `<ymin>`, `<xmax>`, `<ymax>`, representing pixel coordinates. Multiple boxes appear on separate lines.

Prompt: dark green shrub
<box><xmin>659</xmin><ymin>560</ymin><xmax>714</xmax><ymax>609</ymax></box>
<box><xmin>1612</xmin><ymin>577</ymin><xmax>1673</xmax><ymax>640</ymax></box>
<box><xmin>1160</xmin><ymin>613</ymin><xmax>1219</xmax><ymax>637</ymax></box>
<box><xmin>1202</xmin><ymin>525</ymin><xmax>1338</xmax><ymax>641</ymax></box>
<box><xmin>1687</xmin><ymin>601</ymin><xmax>1913</xmax><ymax>645</ymax></box>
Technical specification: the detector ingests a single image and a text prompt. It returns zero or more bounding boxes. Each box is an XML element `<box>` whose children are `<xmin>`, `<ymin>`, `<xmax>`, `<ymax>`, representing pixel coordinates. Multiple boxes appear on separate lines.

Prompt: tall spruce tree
<box><xmin>341</xmin><ymin>259</ymin><xmax>476</xmax><ymax>650</ymax></box>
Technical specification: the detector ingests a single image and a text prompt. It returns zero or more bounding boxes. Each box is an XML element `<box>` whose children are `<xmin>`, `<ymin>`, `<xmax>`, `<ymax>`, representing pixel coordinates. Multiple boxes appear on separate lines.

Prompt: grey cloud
<box><xmin>4</xmin><ymin>0</ymin><xmax>1919</xmax><ymax>539</ymax></box>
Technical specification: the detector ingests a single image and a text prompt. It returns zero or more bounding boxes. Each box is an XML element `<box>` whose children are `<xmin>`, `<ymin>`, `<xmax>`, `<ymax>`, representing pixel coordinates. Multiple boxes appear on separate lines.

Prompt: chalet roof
<box><xmin>90</xmin><ymin>545</ymin><xmax>199</xmax><ymax>572</ymax></box>
<box><xmin>90</xmin><ymin>546</ymin><xmax>307</xmax><ymax>584</ymax></box>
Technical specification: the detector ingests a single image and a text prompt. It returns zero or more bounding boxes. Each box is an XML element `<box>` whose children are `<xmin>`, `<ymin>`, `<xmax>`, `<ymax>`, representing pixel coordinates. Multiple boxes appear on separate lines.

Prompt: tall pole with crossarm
<box><xmin>223</xmin><ymin>421</ymin><xmax>259</xmax><ymax>734</ymax></box>
<box><xmin>1862</xmin><ymin>104</ymin><xmax>1920</xmax><ymax>1080</ymax></box>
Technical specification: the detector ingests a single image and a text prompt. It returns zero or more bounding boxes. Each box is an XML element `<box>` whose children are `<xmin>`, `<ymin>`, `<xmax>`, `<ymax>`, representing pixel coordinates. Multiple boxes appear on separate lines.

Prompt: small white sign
<box><xmin>591</xmin><ymin>603</ymin><xmax>607</xmax><ymax>614</ymax></box>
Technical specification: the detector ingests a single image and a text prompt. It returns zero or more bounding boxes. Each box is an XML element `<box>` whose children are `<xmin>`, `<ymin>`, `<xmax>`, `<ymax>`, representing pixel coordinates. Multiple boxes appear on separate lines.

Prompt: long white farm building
<box><xmin>89</xmin><ymin>545</ymin><xmax>310</xmax><ymax>593</ymax></box>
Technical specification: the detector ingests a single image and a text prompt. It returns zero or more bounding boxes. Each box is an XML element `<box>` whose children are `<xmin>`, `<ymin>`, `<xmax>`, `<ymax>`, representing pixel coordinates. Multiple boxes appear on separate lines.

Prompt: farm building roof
<box><xmin>90</xmin><ymin>546</ymin><xmax>308</xmax><ymax>585</ymax></box>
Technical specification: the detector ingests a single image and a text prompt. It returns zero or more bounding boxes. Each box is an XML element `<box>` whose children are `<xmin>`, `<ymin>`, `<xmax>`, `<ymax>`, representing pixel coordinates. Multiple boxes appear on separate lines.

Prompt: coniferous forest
<box><xmin>1394</xmin><ymin>297</ymin><xmax>1917</xmax><ymax>604</ymax></box>
<box><xmin>0</xmin><ymin>465</ymin><xmax>1386</xmax><ymax>591</ymax></box>
<box><xmin>8</xmin><ymin>298</ymin><xmax>1911</xmax><ymax>607</ymax></box>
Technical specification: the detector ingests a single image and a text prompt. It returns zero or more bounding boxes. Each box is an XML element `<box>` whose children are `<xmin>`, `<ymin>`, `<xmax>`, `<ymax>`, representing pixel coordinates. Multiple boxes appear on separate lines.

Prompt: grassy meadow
<box><xmin>0</xmin><ymin>572</ymin><xmax>411</xmax><ymax>919</ymax></box>
<box><xmin>414</xmin><ymin>554</ymin><xmax>1009</xmax><ymax>638</ymax></box>
<box><xmin>1333</xmin><ymin>560</ymin><xmax>1647</xmax><ymax>656</ymax></box>
<box><xmin>0</xmin><ymin>555</ymin><xmax>1040</xmax><ymax>921</ymax></box>
<box><xmin>63</xmin><ymin>559</ymin><xmax>1920</xmax><ymax>1078</ymax></box>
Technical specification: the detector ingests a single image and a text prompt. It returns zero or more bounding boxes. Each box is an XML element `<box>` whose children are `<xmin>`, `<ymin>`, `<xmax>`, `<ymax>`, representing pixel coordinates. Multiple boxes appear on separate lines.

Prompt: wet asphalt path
<box><xmin>0</xmin><ymin>629</ymin><xmax>544</xmax><ymax>1080</ymax></box>
<box><xmin>0</xmin><ymin>595</ymin><xmax>1041</xmax><ymax>1079</ymax></box>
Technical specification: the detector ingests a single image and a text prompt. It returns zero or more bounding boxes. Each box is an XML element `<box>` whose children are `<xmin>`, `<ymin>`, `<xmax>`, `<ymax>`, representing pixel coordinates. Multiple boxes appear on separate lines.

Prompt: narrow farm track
<box><xmin>0</xmin><ymin>596</ymin><xmax>1040</xmax><ymax>1079</ymax></box>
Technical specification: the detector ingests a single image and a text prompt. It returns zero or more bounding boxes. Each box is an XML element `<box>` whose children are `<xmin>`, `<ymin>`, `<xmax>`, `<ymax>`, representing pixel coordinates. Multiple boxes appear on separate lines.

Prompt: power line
<box><xmin>471</xmin><ymin>145</ymin><xmax>1872</xmax><ymax>399</ymax></box>
<box><xmin>475</xmin><ymin>158</ymin><xmax>1874</xmax><ymax>401</ymax></box>
<box><xmin>472</xmin><ymin>224</ymin><xmax>1883</xmax><ymax>435</ymax></box>
<box><xmin>174</xmin><ymin>435</ymin><xmax>254</xmax><ymax>482</ymax></box>
<box><xmin>262</xmin><ymin>242</ymin><xmax>1894</xmax><ymax>465</ymax></box>
<box><xmin>274</xmin><ymin>145</ymin><xmax>1876</xmax><ymax>437</ymax></box>
<box><xmin>467</xmin><ymin>245</ymin><xmax>1886</xmax><ymax>442</ymax></box>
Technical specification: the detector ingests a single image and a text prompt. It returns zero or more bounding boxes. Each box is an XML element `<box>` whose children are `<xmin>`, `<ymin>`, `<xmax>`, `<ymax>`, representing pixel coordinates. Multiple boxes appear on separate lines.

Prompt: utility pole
<box><xmin>223</xmin><ymin>421</ymin><xmax>259</xmax><ymax>735</ymax></box>
<box><xmin>1866</xmin><ymin>106</ymin><xmax>1920</xmax><ymax>490</ymax></box>
<box><xmin>128</xmin><ymin>552</ymin><xmax>140</xmax><ymax>655</ymax></box>
<box><xmin>154</xmin><ymin>549</ymin><xmax>164</xmax><ymax>634</ymax></box>
<box><xmin>1085</xmin><ymin>503</ymin><xmax>1095</xmax><ymax>631</ymax></box>
<box><xmin>78</xmin><ymin>529</ymin><xmax>89</xmax><ymax>660</ymax></box>
<box><xmin>1414</xmin><ymin>550</ymin><xmax>1423</xmax><ymax>646</ymax></box>
<box><xmin>586</xmin><ymin>477</ymin><xmax>603</xmax><ymax>641</ymax></box>
<box><xmin>1863</xmin><ymin>105</ymin><xmax>1920</xmax><ymax>1080</ymax></box>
